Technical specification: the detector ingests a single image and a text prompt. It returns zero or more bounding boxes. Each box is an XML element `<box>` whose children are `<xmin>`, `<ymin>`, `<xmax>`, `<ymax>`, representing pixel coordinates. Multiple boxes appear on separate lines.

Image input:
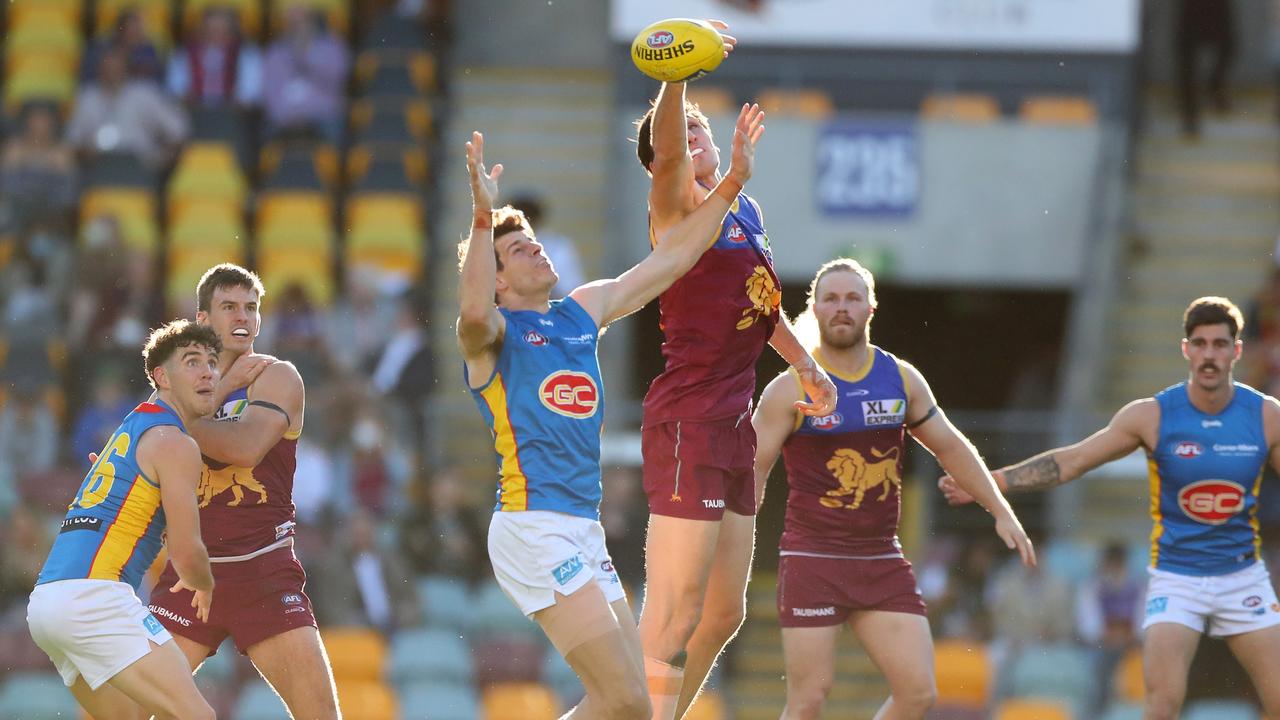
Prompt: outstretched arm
<box><xmin>939</xmin><ymin>398</ymin><xmax>1155</xmax><ymax>504</ymax></box>
<box><xmin>769</xmin><ymin>317</ymin><xmax>837</xmax><ymax>417</ymax></box>
<box><xmin>456</xmin><ymin>131</ymin><xmax>507</xmax><ymax>360</ymax></box>
<box><xmin>752</xmin><ymin>370</ymin><xmax>803</xmax><ymax>510</ymax></box>
<box><xmin>902</xmin><ymin>362</ymin><xmax>1035</xmax><ymax>566</ymax></box>
<box><xmin>571</xmin><ymin>103</ymin><xmax>763</xmax><ymax>328</ymax></box>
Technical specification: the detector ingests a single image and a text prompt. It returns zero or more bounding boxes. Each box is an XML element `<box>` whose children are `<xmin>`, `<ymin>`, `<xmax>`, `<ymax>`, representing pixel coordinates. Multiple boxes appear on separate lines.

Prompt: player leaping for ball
<box><xmin>941</xmin><ymin>297</ymin><xmax>1280</xmax><ymax>720</ymax></box>
<box><xmin>632</xmin><ymin>23</ymin><xmax>838</xmax><ymax>720</ymax></box>
<box><xmin>754</xmin><ymin>260</ymin><xmax>1034</xmax><ymax>720</ymax></box>
<box><xmin>459</xmin><ymin>104</ymin><xmax>763</xmax><ymax>720</ymax></box>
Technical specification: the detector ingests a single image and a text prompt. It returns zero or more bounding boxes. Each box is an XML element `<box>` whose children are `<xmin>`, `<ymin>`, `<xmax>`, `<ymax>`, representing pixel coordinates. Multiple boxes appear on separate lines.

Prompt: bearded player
<box><xmin>756</xmin><ymin>259</ymin><xmax>1035</xmax><ymax>720</ymax></box>
<box><xmin>942</xmin><ymin>297</ymin><xmax>1280</xmax><ymax>720</ymax></box>
<box><xmin>633</xmin><ymin>25</ymin><xmax>838</xmax><ymax>719</ymax></box>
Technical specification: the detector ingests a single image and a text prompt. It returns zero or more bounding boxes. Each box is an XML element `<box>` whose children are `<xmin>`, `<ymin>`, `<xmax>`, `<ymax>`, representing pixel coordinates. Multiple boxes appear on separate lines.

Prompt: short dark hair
<box><xmin>634</xmin><ymin>100</ymin><xmax>712</xmax><ymax>171</ymax></box>
<box><xmin>1183</xmin><ymin>296</ymin><xmax>1244</xmax><ymax>339</ymax></box>
<box><xmin>455</xmin><ymin>205</ymin><xmax>534</xmax><ymax>274</ymax></box>
<box><xmin>196</xmin><ymin>263</ymin><xmax>265</xmax><ymax>312</ymax></box>
<box><xmin>142</xmin><ymin>320</ymin><xmax>222</xmax><ymax>389</ymax></box>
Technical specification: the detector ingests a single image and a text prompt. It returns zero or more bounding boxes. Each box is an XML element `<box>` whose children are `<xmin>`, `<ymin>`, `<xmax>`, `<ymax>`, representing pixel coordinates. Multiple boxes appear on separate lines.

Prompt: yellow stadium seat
<box><xmin>184</xmin><ymin>0</ymin><xmax>263</xmax><ymax>39</ymax></box>
<box><xmin>256</xmin><ymin>191</ymin><xmax>332</xmax><ymax>230</ymax></box>
<box><xmin>320</xmin><ymin>625</ymin><xmax>384</xmax><ymax>681</ymax></box>
<box><xmin>258</xmin><ymin>252</ymin><xmax>336</xmax><ymax>306</ymax></box>
<box><xmin>1114</xmin><ymin>647</ymin><xmax>1143</xmax><ymax>704</ymax></box>
<box><xmin>6</xmin><ymin>20</ymin><xmax>85</xmax><ymax>60</ymax></box>
<box><xmin>354</xmin><ymin>50</ymin><xmax>437</xmax><ymax>93</ymax></box>
<box><xmin>169</xmin><ymin>201</ymin><xmax>246</xmax><ymax>256</ymax></box>
<box><xmin>95</xmin><ymin>0</ymin><xmax>173</xmax><ymax>49</ymax></box>
<box><xmin>168</xmin><ymin>143</ymin><xmax>248</xmax><ymax>214</ymax></box>
<box><xmin>481</xmin><ymin>682</ymin><xmax>559</xmax><ymax>720</ymax></box>
<box><xmin>3</xmin><ymin>69</ymin><xmax>76</xmax><ymax>112</ymax></box>
<box><xmin>258</xmin><ymin>220</ymin><xmax>334</xmax><ymax>256</ymax></box>
<box><xmin>335</xmin><ymin>680</ymin><xmax>398</xmax><ymax>720</ymax></box>
<box><xmin>349</xmin><ymin>97</ymin><xmax>434</xmax><ymax>141</ymax></box>
<box><xmin>6</xmin><ymin>52</ymin><xmax>78</xmax><ymax>84</ymax></box>
<box><xmin>269</xmin><ymin>0</ymin><xmax>350</xmax><ymax>37</ymax></box>
<box><xmin>1019</xmin><ymin>95</ymin><xmax>1098</xmax><ymax>125</ymax></box>
<box><xmin>345</xmin><ymin>145</ymin><xmax>429</xmax><ymax>188</ymax></box>
<box><xmin>685</xmin><ymin>85</ymin><xmax>736</xmax><ymax>115</ymax></box>
<box><xmin>934</xmin><ymin>640</ymin><xmax>992</xmax><ymax>708</ymax></box>
<box><xmin>683</xmin><ymin>689</ymin><xmax>726</xmax><ymax>720</ymax></box>
<box><xmin>993</xmin><ymin>698</ymin><xmax>1072</xmax><ymax>720</ymax></box>
<box><xmin>757</xmin><ymin>88</ymin><xmax>835</xmax><ymax>118</ymax></box>
<box><xmin>921</xmin><ymin>93</ymin><xmax>1000</xmax><ymax>122</ymax></box>
<box><xmin>9</xmin><ymin>5</ymin><xmax>81</xmax><ymax>34</ymax></box>
<box><xmin>346</xmin><ymin>193</ymin><xmax>422</xmax><ymax>231</ymax></box>
<box><xmin>80</xmin><ymin>189</ymin><xmax>159</xmax><ymax>252</ymax></box>
<box><xmin>259</xmin><ymin>142</ymin><xmax>340</xmax><ymax>189</ymax></box>
<box><xmin>346</xmin><ymin>229</ymin><xmax>423</xmax><ymax>278</ymax></box>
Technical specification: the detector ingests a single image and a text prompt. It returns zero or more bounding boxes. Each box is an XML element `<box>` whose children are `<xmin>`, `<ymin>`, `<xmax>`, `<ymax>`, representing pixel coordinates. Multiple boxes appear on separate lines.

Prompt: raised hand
<box><xmin>217</xmin><ymin>353</ymin><xmax>276</xmax><ymax>400</ymax></box>
<box><xmin>465</xmin><ymin>131</ymin><xmax>503</xmax><ymax>212</ymax></box>
<box><xmin>707</xmin><ymin>20</ymin><xmax>738</xmax><ymax>58</ymax></box>
<box><xmin>726</xmin><ymin>103</ymin><xmax>765</xmax><ymax>186</ymax></box>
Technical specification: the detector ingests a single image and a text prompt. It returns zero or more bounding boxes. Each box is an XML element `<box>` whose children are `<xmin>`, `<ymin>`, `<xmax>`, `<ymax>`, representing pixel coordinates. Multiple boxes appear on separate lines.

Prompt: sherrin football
<box><xmin>631</xmin><ymin>18</ymin><xmax>725</xmax><ymax>83</ymax></box>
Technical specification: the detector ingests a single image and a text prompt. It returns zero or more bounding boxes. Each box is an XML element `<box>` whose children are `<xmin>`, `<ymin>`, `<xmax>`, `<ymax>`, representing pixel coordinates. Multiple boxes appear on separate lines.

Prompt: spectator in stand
<box><xmin>1077</xmin><ymin>541</ymin><xmax>1144</xmax><ymax>715</ymax></box>
<box><xmin>1</xmin><ymin>262</ymin><xmax>61</xmax><ymax>391</ymax></box>
<box><xmin>81</xmin><ymin>8</ymin><xmax>164</xmax><ymax>84</ymax></box>
<box><xmin>600</xmin><ymin>465</ymin><xmax>647</xmax><ymax>593</ymax></box>
<box><xmin>310</xmin><ymin>507</ymin><xmax>420</xmax><ymax>632</ymax></box>
<box><xmin>509</xmin><ymin>194</ymin><xmax>585</xmax><ymax>299</ymax></box>
<box><xmin>325</xmin><ymin>266</ymin><xmax>398</xmax><ymax>375</ymax></box>
<box><xmin>0</xmin><ymin>104</ymin><xmax>77</xmax><ymax>232</ymax></box>
<box><xmin>927</xmin><ymin>537</ymin><xmax>998</xmax><ymax>642</ymax></box>
<box><xmin>68</xmin><ymin>364</ymin><xmax>135</xmax><ymax>464</ymax></box>
<box><xmin>256</xmin><ymin>281</ymin><xmax>331</xmax><ymax>387</ymax></box>
<box><xmin>166</xmin><ymin>6</ymin><xmax>263</xmax><ymax>108</ymax></box>
<box><xmin>369</xmin><ymin>289</ymin><xmax>433</xmax><ymax>447</ymax></box>
<box><xmin>67</xmin><ymin>49</ymin><xmax>189</xmax><ymax>169</ymax></box>
<box><xmin>0</xmin><ymin>385</ymin><xmax>59</xmax><ymax>489</ymax></box>
<box><xmin>0</xmin><ymin>506</ymin><xmax>54</xmax><ymax>615</ymax></box>
<box><xmin>398</xmin><ymin>466</ymin><xmax>488</xmax><ymax>586</ymax></box>
<box><xmin>1174</xmin><ymin>0</ymin><xmax>1236</xmax><ymax>137</ymax></box>
<box><xmin>65</xmin><ymin>215</ymin><xmax>154</xmax><ymax>354</ymax></box>
<box><xmin>262</xmin><ymin>5</ymin><xmax>350</xmax><ymax>143</ymax></box>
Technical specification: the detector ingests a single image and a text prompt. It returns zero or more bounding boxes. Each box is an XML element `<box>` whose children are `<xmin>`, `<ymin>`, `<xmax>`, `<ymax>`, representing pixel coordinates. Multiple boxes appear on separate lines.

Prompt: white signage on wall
<box><xmin>611</xmin><ymin>0</ymin><xmax>1139</xmax><ymax>53</ymax></box>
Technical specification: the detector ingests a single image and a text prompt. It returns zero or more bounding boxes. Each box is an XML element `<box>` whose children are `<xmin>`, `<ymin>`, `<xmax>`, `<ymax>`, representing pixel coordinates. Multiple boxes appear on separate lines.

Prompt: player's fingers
<box><xmin>490</xmin><ymin>163</ymin><xmax>504</xmax><ymax>181</ymax></box>
<box><xmin>721</xmin><ymin>33</ymin><xmax>737</xmax><ymax>47</ymax></box>
<box><xmin>170</xmin><ymin>580</ymin><xmax>186</xmax><ymax>593</ymax></box>
<box><xmin>1023</xmin><ymin>536</ymin><xmax>1038</xmax><ymax>566</ymax></box>
<box><xmin>707</xmin><ymin>19</ymin><xmax>729</xmax><ymax>30</ymax></box>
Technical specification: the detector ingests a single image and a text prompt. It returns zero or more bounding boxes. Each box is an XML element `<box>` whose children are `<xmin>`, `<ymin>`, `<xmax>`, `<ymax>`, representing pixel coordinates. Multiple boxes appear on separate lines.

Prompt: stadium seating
<box><xmin>933</xmin><ymin>639</ymin><xmax>991</xmax><ymax>708</ymax></box>
<box><xmin>685</xmin><ymin>85</ymin><xmax>736</xmax><ymax>115</ymax></box>
<box><xmin>481</xmin><ymin>681</ymin><xmax>560</xmax><ymax>720</ymax></box>
<box><xmin>921</xmin><ymin>92</ymin><xmax>1000</xmax><ymax>122</ymax></box>
<box><xmin>234</xmin><ymin>681</ymin><xmax>291</xmax><ymax>720</ymax></box>
<box><xmin>80</xmin><ymin>188</ymin><xmax>160</xmax><ymax>252</ymax></box>
<box><xmin>183</xmin><ymin>0</ymin><xmax>263</xmax><ymax>40</ymax></box>
<box><xmin>167</xmin><ymin>143</ymin><xmax>249</xmax><ymax>216</ymax></box>
<box><xmin>757</xmin><ymin>87</ymin><xmax>835</xmax><ymax>118</ymax></box>
<box><xmin>416</xmin><ymin>574</ymin><xmax>473</xmax><ymax>632</ymax></box>
<box><xmin>321</xmin><ymin>627</ymin><xmax>388</xmax><ymax>683</ymax></box>
<box><xmin>336</xmin><ymin>679</ymin><xmax>399</xmax><ymax>720</ymax></box>
<box><xmin>684</xmin><ymin>689</ymin><xmax>727</xmax><ymax>720</ymax></box>
<box><xmin>94</xmin><ymin>0</ymin><xmax>173</xmax><ymax>48</ymax></box>
<box><xmin>1020</xmin><ymin>95</ymin><xmax>1099</xmax><ymax>125</ymax></box>
<box><xmin>268</xmin><ymin>0</ymin><xmax>351</xmax><ymax>37</ymax></box>
<box><xmin>541</xmin><ymin>644</ymin><xmax>584</xmax><ymax>707</ymax></box>
<box><xmin>471</xmin><ymin>580</ymin><xmax>543</xmax><ymax>642</ymax></box>
<box><xmin>0</xmin><ymin>672</ymin><xmax>81</xmax><ymax>719</ymax></box>
<box><xmin>1101</xmin><ymin>704</ymin><xmax>1144</xmax><ymax>720</ymax></box>
<box><xmin>1041</xmin><ymin>538</ymin><xmax>1098</xmax><ymax>585</ymax></box>
<box><xmin>472</xmin><ymin>636</ymin><xmax>546</xmax><ymax>686</ymax></box>
<box><xmin>993</xmin><ymin>697</ymin><xmax>1074</xmax><ymax>720</ymax></box>
<box><xmin>398</xmin><ymin>681</ymin><xmax>481</xmax><ymax>720</ymax></box>
<box><xmin>1007</xmin><ymin>643</ymin><xmax>1094</xmax><ymax>714</ymax></box>
<box><xmin>388</xmin><ymin>627</ymin><xmax>473</xmax><ymax>686</ymax></box>
<box><xmin>1113</xmin><ymin>646</ymin><xmax>1144</xmax><ymax>704</ymax></box>
<box><xmin>1183</xmin><ymin>699</ymin><xmax>1261</xmax><ymax>720</ymax></box>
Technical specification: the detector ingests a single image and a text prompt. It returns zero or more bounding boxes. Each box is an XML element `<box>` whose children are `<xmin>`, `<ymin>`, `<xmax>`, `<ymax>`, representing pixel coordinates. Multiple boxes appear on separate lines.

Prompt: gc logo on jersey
<box><xmin>862</xmin><ymin>399</ymin><xmax>905</xmax><ymax>426</ymax></box>
<box><xmin>539</xmin><ymin>371</ymin><xmax>599</xmax><ymax>418</ymax></box>
<box><xmin>1178</xmin><ymin>479</ymin><xmax>1245</xmax><ymax>525</ymax></box>
<box><xmin>523</xmin><ymin>330</ymin><xmax>549</xmax><ymax>346</ymax></box>
<box><xmin>1172</xmin><ymin>441</ymin><xmax>1203</xmax><ymax>458</ymax></box>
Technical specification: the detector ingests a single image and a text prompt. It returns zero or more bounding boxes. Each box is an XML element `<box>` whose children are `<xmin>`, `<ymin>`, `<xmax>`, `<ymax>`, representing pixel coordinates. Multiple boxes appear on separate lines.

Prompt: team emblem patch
<box><xmin>523</xmin><ymin>330</ymin><xmax>548</xmax><ymax>346</ymax></box>
<box><xmin>552</xmin><ymin>556</ymin><xmax>584</xmax><ymax>586</ymax></box>
<box><xmin>1172</xmin><ymin>441</ymin><xmax>1203</xmax><ymax>458</ymax></box>
<box><xmin>1177</xmin><ymin>479</ymin><xmax>1246</xmax><ymax>525</ymax></box>
<box><xmin>539</xmin><ymin>371</ymin><xmax>599</xmax><ymax>418</ymax></box>
<box><xmin>143</xmin><ymin>615</ymin><xmax>164</xmax><ymax>636</ymax></box>
<box><xmin>1146</xmin><ymin>597</ymin><xmax>1168</xmax><ymax>616</ymax></box>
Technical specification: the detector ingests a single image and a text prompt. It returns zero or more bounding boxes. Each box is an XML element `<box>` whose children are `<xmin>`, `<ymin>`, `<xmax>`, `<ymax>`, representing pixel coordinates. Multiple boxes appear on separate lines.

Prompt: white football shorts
<box><xmin>488</xmin><ymin>510</ymin><xmax>625</xmax><ymax>616</ymax></box>
<box><xmin>27</xmin><ymin>579</ymin><xmax>173</xmax><ymax>690</ymax></box>
<box><xmin>1143</xmin><ymin>561</ymin><xmax>1280</xmax><ymax>638</ymax></box>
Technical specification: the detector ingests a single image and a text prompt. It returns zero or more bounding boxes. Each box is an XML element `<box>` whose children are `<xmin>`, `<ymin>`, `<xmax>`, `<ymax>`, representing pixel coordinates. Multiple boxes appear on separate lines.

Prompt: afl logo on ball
<box><xmin>1178</xmin><ymin>479</ymin><xmax>1245</xmax><ymax>525</ymax></box>
<box><xmin>647</xmin><ymin>30</ymin><xmax>674</xmax><ymax>48</ymax></box>
<box><xmin>539</xmin><ymin>371</ymin><xmax>599</xmax><ymax>418</ymax></box>
<box><xmin>1173</xmin><ymin>441</ymin><xmax>1203</xmax><ymax>458</ymax></box>
<box><xmin>523</xmin><ymin>330</ymin><xmax>548</xmax><ymax>346</ymax></box>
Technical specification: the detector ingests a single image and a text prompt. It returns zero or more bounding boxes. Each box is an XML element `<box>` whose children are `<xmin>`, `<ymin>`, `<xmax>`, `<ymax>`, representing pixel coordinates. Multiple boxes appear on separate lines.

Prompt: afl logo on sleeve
<box><xmin>1178</xmin><ymin>479</ymin><xmax>1246</xmax><ymax>525</ymax></box>
<box><xmin>539</xmin><ymin>371</ymin><xmax>599</xmax><ymax>418</ymax></box>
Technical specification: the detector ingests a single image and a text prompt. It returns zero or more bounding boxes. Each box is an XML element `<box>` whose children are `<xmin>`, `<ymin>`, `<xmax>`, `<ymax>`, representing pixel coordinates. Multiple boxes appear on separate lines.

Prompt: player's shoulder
<box><xmin>255</xmin><ymin>359</ymin><xmax>303</xmax><ymax>389</ymax></box>
<box><xmin>137</xmin><ymin>423</ymin><xmax>199</xmax><ymax>455</ymax></box>
<box><xmin>763</xmin><ymin>367</ymin><xmax>805</xmax><ymax>402</ymax></box>
<box><xmin>1114</xmin><ymin>397</ymin><xmax>1160</xmax><ymax>429</ymax></box>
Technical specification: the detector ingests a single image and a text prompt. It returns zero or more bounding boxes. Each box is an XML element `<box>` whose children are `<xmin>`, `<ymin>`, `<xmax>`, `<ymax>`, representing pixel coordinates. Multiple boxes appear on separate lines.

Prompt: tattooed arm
<box><xmin>940</xmin><ymin>398</ymin><xmax>1157</xmax><ymax>504</ymax></box>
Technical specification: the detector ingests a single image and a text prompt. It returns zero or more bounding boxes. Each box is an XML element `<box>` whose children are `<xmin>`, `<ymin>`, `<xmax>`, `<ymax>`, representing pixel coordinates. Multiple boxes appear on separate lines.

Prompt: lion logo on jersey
<box><xmin>820</xmin><ymin>447</ymin><xmax>901</xmax><ymax>510</ymax></box>
<box><xmin>198</xmin><ymin>466</ymin><xmax>268</xmax><ymax>507</ymax></box>
<box><xmin>737</xmin><ymin>266</ymin><xmax>781</xmax><ymax>330</ymax></box>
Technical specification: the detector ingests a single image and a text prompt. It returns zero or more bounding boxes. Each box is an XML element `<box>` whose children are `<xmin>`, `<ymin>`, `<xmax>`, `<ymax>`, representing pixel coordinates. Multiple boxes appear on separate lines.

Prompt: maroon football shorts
<box><xmin>147</xmin><ymin>546</ymin><xmax>317</xmax><ymax>655</ymax></box>
<box><xmin>776</xmin><ymin>553</ymin><xmax>926</xmax><ymax>628</ymax></box>
<box><xmin>642</xmin><ymin>415</ymin><xmax>756</xmax><ymax>520</ymax></box>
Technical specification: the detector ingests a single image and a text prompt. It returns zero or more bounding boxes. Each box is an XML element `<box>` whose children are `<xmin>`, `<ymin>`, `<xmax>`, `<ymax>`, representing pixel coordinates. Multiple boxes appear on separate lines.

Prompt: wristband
<box><xmin>473</xmin><ymin>210</ymin><xmax>492</xmax><ymax>230</ymax></box>
<box><xmin>713</xmin><ymin>178</ymin><xmax>743</xmax><ymax>203</ymax></box>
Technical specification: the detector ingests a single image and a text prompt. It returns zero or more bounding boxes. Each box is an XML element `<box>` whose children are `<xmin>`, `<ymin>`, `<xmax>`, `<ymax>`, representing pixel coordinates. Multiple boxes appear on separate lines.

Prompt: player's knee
<box><xmin>602</xmin><ymin>680</ymin><xmax>652</xmax><ymax>720</ymax></box>
<box><xmin>893</xmin><ymin>678</ymin><xmax>937</xmax><ymax>714</ymax></box>
<box><xmin>788</xmin><ymin>678</ymin><xmax>833</xmax><ymax>719</ymax></box>
<box><xmin>699</xmin><ymin>600</ymin><xmax>745</xmax><ymax>645</ymax></box>
<box><xmin>1144</xmin><ymin>687</ymin><xmax>1185</xmax><ymax>720</ymax></box>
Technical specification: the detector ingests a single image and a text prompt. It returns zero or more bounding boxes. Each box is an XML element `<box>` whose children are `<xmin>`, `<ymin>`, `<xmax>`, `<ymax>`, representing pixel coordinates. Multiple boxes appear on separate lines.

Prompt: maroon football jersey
<box><xmin>780</xmin><ymin>348</ymin><xmax>909</xmax><ymax>556</ymax></box>
<box><xmin>642</xmin><ymin>192</ymin><xmax>781</xmax><ymax>425</ymax></box>
<box><xmin>196</xmin><ymin>387</ymin><xmax>298</xmax><ymax>557</ymax></box>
